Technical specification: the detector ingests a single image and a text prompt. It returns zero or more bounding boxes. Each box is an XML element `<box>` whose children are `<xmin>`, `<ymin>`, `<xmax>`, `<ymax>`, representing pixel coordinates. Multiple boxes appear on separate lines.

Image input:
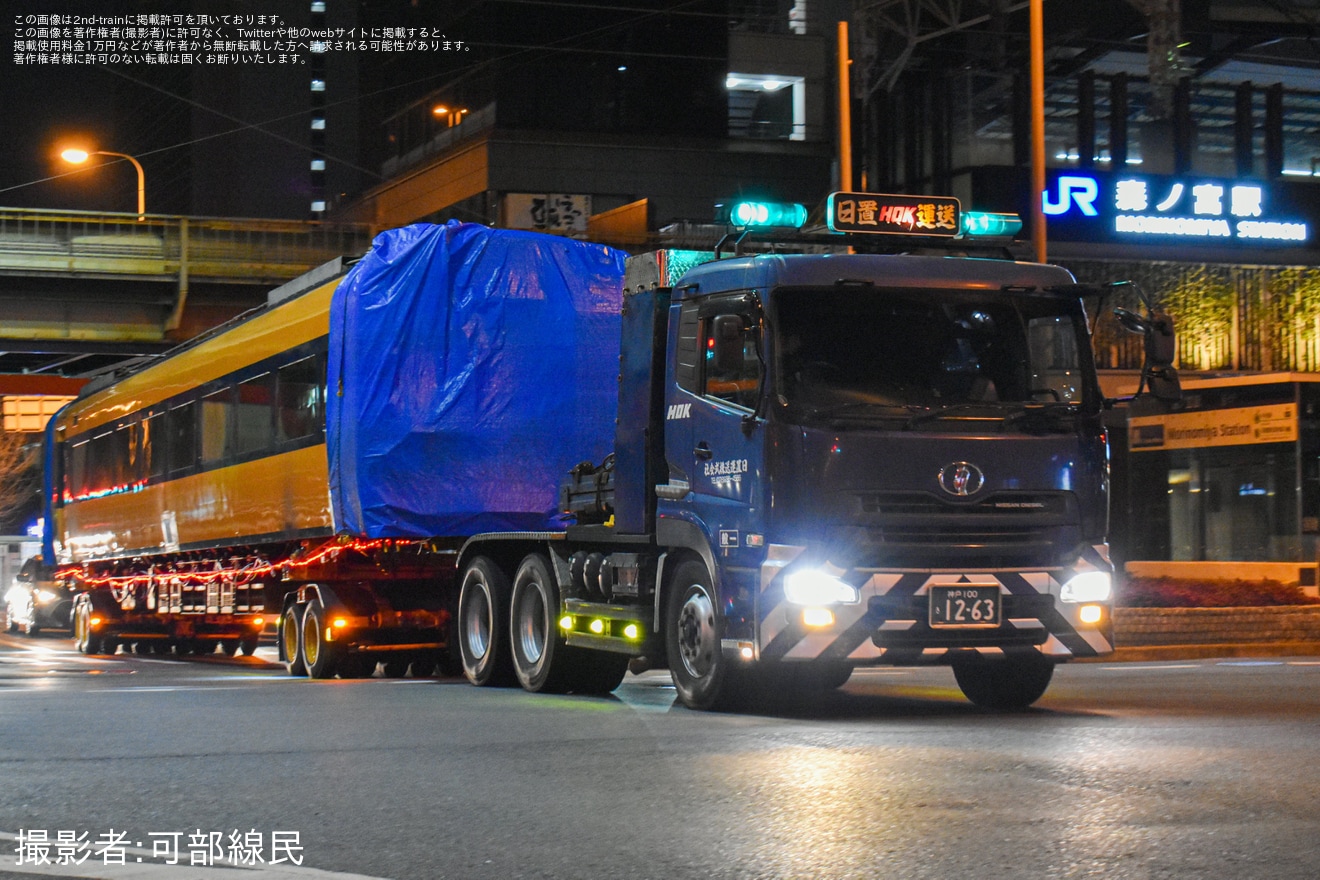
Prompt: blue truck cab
<box><xmin>623</xmin><ymin>248</ymin><xmax>1116</xmax><ymax>709</ymax></box>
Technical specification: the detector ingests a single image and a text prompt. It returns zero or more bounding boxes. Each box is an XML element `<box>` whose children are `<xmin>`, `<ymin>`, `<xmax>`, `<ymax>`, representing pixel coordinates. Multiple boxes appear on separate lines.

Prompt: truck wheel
<box><xmin>457</xmin><ymin>556</ymin><xmax>516</xmax><ymax>687</ymax></box>
<box><xmin>281</xmin><ymin>605</ymin><xmax>307</xmax><ymax>676</ymax></box>
<box><xmin>509</xmin><ymin>553</ymin><xmax>574</xmax><ymax>693</ymax></box>
<box><xmin>952</xmin><ymin>655</ymin><xmax>1055</xmax><ymax>710</ymax></box>
<box><xmin>665</xmin><ymin>560</ymin><xmax>736</xmax><ymax>711</ymax></box>
<box><xmin>381</xmin><ymin>659</ymin><xmax>408</xmax><ymax>678</ymax></box>
<box><xmin>238</xmin><ymin>633</ymin><xmax>260</xmax><ymax>656</ymax></box>
<box><xmin>73</xmin><ymin>605</ymin><xmax>103</xmax><ymax>655</ymax></box>
<box><xmin>301</xmin><ymin>600</ymin><xmax>341</xmax><ymax>679</ymax></box>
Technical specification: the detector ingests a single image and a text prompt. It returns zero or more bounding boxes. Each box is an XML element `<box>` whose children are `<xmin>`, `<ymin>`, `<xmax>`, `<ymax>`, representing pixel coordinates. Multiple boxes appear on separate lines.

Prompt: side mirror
<box><xmin>1112</xmin><ymin>299</ymin><xmax>1181</xmax><ymax>405</ymax></box>
<box><xmin>711</xmin><ymin>314</ymin><xmax>745</xmax><ymax>373</ymax></box>
<box><xmin>1145</xmin><ymin>310</ymin><xmax>1176</xmax><ymax>367</ymax></box>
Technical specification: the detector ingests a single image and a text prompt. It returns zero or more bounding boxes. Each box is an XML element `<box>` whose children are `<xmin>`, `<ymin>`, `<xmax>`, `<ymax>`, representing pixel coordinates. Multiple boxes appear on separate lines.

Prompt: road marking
<box><xmin>0</xmin><ymin>832</ymin><xmax>393</xmax><ymax>880</ymax></box>
<box><xmin>1217</xmin><ymin>660</ymin><xmax>1284</xmax><ymax>667</ymax></box>
<box><xmin>1097</xmin><ymin>663</ymin><xmax>1203</xmax><ymax>671</ymax></box>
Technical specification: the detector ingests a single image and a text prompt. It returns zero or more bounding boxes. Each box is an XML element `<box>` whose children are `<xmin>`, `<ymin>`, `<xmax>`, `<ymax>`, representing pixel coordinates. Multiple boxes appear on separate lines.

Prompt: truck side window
<box><xmin>702</xmin><ymin>312</ymin><xmax>760</xmax><ymax>410</ymax></box>
<box><xmin>675</xmin><ymin>302</ymin><xmax>701</xmax><ymax>394</ymax></box>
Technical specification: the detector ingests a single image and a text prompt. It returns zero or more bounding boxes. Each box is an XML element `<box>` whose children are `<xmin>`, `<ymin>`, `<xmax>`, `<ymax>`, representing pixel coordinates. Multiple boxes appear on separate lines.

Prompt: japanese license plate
<box><xmin>929</xmin><ymin>584</ymin><xmax>1002</xmax><ymax>628</ymax></box>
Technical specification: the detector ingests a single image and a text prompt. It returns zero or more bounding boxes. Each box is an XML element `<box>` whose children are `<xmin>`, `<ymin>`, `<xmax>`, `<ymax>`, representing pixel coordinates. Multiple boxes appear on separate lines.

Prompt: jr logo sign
<box><xmin>1043</xmin><ymin>175</ymin><xmax>1100</xmax><ymax>217</ymax></box>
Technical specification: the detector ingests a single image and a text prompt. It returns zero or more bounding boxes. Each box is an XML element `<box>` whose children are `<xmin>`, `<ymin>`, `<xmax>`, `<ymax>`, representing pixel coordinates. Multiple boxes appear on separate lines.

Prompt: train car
<box><xmin>50</xmin><ymin>222</ymin><xmax>625</xmax><ymax>678</ymax></box>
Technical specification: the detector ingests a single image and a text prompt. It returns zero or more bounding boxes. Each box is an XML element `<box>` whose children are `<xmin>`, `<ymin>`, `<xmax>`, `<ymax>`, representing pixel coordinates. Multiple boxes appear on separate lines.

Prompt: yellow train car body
<box><xmin>52</xmin><ymin>277</ymin><xmax>338</xmax><ymax>565</ymax></box>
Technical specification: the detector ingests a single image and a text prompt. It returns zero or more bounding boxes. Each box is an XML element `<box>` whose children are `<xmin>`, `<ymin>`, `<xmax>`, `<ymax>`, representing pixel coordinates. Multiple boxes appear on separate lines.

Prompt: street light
<box><xmin>60</xmin><ymin>148</ymin><xmax>146</xmax><ymax>221</ymax></box>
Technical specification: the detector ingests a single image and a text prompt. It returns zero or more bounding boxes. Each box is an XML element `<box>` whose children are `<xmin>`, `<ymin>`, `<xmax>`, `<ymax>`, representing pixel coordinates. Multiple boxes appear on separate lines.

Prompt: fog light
<box><xmin>332</xmin><ymin>617</ymin><xmax>348</xmax><ymax>628</ymax></box>
<box><xmin>90</xmin><ymin>617</ymin><xmax>102</xmax><ymax>627</ymax></box>
<box><xmin>1079</xmin><ymin>604</ymin><xmax>1104</xmax><ymax>625</ymax></box>
<box><xmin>252</xmin><ymin>617</ymin><xmax>265</xmax><ymax>628</ymax></box>
<box><xmin>739</xmin><ymin>644</ymin><xmax>754</xmax><ymax>660</ymax></box>
<box><xmin>801</xmin><ymin>607</ymin><xmax>834</xmax><ymax>628</ymax></box>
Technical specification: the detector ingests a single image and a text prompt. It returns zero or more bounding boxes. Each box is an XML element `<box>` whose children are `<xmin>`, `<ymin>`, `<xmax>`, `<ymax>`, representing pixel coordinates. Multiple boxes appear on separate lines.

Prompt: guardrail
<box><xmin>0</xmin><ymin>207</ymin><xmax>372</xmax><ymax>285</ymax></box>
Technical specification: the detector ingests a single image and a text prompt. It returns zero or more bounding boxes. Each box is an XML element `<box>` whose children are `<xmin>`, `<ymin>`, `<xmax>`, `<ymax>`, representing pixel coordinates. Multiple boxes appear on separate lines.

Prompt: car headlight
<box><xmin>783</xmin><ymin>569</ymin><xmax>859</xmax><ymax>606</ymax></box>
<box><xmin>1060</xmin><ymin>571</ymin><xmax>1112</xmax><ymax>604</ymax></box>
<box><xmin>35</xmin><ymin>589</ymin><xmax>59</xmax><ymax>604</ymax></box>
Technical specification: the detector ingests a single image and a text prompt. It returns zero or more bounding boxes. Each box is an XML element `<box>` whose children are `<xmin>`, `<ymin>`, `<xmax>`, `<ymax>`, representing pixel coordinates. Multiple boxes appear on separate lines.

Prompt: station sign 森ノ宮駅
<box><xmin>1040</xmin><ymin>170</ymin><xmax>1310</xmax><ymax>246</ymax></box>
<box><xmin>1128</xmin><ymin>403</ymin><xmax>1298</xmax><ymax>452</ymax></box>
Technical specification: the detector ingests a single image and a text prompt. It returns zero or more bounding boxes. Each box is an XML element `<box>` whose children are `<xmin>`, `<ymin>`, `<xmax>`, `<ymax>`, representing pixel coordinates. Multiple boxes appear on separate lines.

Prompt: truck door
<box><xmin>666</xmin><ymin>294</ymin><xmax>765</xmax><ymax>554</ymax></box>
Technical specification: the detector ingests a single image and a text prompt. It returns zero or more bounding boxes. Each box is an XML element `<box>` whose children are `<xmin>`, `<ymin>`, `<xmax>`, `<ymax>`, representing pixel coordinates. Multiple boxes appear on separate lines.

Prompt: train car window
<box><xmin>166</xmin><ymin>401</ymin><xmax>197</xmax><ymax>475</ymax></box>
<box><xmin>200</xmin><ymin>387</ymin><xmax>234</xmax><ymax>465</ymax></box>
<box><xmin>66</xmin><ymin>438</ymin><xmax>89</xmax><ymax>501</ymax></box>
<box><xmin>116</xmin><ymin>423</ymin><xmax>138</xmax><ymax>490</ymax></box>
<box><xmin>236</xmin><ymin>372</ymin><xmax>275</xmax><ymax>455</ymax></box>
<box><xmin>144</xmin><ymin>412</ymin><xmax>166</xmax><ymax>481</ymax></box>
<box><xmin>277</xmin><ymin>355</ymin><xmax>324</xmax><ymax>442</ymax></box>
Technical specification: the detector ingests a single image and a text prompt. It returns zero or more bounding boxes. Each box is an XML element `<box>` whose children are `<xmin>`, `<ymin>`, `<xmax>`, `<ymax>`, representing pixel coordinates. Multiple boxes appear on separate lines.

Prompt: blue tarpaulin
<box><xmin>328</xmin><ymin>222</ymin><xmax>626</xmax><ymax>538</ymax></box>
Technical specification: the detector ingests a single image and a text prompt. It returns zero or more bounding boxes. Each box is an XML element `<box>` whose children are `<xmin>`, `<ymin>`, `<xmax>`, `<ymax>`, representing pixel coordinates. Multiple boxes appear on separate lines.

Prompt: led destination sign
<box><xmin>828</xmin><ymin>192</ymin><xmax>961</xmax><ymax>237</ymax></box>
<box><xmin>1043</xmin><ymin>171</ymin><xmax>1310</xmax><ymax>245</ymax></box>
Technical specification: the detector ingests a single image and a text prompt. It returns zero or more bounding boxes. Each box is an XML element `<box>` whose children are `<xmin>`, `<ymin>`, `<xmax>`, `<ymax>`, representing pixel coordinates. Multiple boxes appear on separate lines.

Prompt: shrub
<box><xmin>1119</xmin><ymin>576</ymin><xmax>1320</xmax><ymax>608</ymax></box>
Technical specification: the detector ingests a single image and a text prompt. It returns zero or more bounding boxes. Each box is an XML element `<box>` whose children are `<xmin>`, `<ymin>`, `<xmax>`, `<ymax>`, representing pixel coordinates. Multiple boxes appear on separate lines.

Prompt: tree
<box><xmin>0</xmin><ymin>429</ymin><xmax>42</xmax><ymax>535</ymax></box>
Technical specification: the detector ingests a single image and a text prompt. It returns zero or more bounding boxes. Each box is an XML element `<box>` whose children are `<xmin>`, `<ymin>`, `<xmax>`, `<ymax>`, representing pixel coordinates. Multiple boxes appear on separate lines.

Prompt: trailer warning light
<box><xmin>589</xmin><ymin>619</ymin><xmax>606</xmax><ymax>635</ymax></box>
<box><xmin>623</xmin><ymin>623</ymin><xmax>640</xmax><ymax>640</ymax></box>
<box><xmin>717</xmin><ymin>200</ymin><xmax>808</xmax><ymax>229</ymax></box>
<box><xmin>961</xmin><ymin>211</ymin><xmax>1023</xmax><ymax>239</ymax></box>
<box><xmin>559</xmin><ymin>615</ymin><xmax>574</xmax><ymax>631</ymax></box>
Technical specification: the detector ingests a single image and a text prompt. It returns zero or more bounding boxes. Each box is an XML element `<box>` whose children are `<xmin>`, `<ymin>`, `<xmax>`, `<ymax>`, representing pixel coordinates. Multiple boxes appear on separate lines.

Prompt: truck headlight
<box><xmin>1060</xmin><ymin>571</ymin><xmax>1111</xmax><ymax>604</ymax></box>
<box><xmin>783</xmin><ymin>569</ymin><xmax>859</xmax><ymax>606</ymax></box>
<box><xmin>35</xmin><ymin>589</ymin><xmax>59</xmax><ymax>604</ymax></box>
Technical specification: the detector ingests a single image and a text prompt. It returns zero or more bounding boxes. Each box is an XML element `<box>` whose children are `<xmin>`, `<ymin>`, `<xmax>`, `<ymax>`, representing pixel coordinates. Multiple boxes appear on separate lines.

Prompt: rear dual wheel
<box><xmin>73</xmin><ymin>604</ymin><xmax>103</xmax><ymax>655</ymax></box>
<box><xmin>457</xmin><ymin>557</ymin><xmax>516</xmax><ymax>687</ymax></box>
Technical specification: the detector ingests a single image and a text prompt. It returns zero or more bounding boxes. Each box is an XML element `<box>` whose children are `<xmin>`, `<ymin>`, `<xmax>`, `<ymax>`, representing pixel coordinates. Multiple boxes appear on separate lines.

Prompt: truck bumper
<box><xmin>754</xmin><ymin>543</ymin><xmax>1114</xmax><ymax>664</ymax></box>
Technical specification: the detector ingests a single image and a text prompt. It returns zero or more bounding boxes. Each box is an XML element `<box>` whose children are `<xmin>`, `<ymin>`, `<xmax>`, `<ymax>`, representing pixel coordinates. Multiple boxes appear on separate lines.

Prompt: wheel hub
<box><xmin>677</xmin><ymin>591</ymin><xmax>716</xmax><ymax>678</ymax></box>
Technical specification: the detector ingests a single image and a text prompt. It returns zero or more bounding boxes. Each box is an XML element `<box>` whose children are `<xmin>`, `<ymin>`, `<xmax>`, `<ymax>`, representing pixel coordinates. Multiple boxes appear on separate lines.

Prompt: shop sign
<box><xmin>827</xmin><ymin>192</ymin><xmax>960</xmax><ymax>236</ymax></box>
<box><xmin>1129</xmin><ymin>403</ymin><xmax>1297</xmax><ymax>452</ymax></box>
<box><xmin>1042</xmin><ymin>171</ymin><xmax>1310</xmax><ymax>246</ymax></box>
<box><xmin>504</xmin><ymin>193</ymin><xmax>591</xmax><ymax>233</ymax></box>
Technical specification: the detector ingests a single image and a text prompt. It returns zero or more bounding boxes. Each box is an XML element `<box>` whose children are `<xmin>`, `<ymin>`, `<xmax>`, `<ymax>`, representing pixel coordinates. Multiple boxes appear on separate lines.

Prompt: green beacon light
<box><xmin>723</xmin><ymin>200</ymin><xmax>808</xmax><ymax>229</ymax></box>
<box><xmin>961</xmin><ymin>211</ymin><xmax>1023</xmax><ymax>239</ymax></box>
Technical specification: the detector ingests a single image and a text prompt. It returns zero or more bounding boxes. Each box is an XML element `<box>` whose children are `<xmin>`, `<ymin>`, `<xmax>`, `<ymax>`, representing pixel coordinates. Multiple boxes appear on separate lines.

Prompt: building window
<box><xmin>727</xmin><ymin>73</ymin><xmax>806</xmax><ymax>141</ymax></box>
<box><xmin>2</xmin><ymin>396</ymin><xmax>75</xmax><ymax>432</ymax></box>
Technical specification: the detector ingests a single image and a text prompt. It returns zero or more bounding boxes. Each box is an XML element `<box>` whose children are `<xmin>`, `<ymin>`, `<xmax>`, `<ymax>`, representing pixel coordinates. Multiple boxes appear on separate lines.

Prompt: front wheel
<box><xmin>664</xmin><ymin>560</ymin><xmax>737</xmax><ymax>711</ymax></box>
<box><xmin>457</xmin><ymin>557</ymin><xmax>516</xmax><ymax>687</ymax></box>
<box><xmin>952</xmin><ymin>655</ymin><xmax>1055</xmax><ymax>710</ymax></box>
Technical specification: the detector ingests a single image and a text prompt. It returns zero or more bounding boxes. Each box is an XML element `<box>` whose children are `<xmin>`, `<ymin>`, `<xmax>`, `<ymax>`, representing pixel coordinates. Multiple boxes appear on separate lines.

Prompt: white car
<box><xmin>4</xmin><ymin>556</ymin><xmax>74</xmax><ymax>635</ymax></box>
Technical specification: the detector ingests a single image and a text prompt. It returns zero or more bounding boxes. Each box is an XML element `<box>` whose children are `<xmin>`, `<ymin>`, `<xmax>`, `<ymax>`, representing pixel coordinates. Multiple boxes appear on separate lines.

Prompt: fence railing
<box><xmin>0</xmin><ymin>208</ymin><xmax>372</xmax><ymax>285</ymax></box>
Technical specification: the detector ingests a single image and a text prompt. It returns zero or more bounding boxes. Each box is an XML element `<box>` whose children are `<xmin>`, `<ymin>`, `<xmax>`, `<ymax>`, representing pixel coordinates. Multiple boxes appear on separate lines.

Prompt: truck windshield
<box><xmin>772</xmin><ymin>285</ymin><xmax>1097</xmax><ymax>426</ymax></box>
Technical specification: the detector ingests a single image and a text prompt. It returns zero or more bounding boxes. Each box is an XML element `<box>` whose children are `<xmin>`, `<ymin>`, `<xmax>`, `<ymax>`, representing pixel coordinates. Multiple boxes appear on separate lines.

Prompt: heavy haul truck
<box><xmin>47</xmin><ymin>195</ymin><xmax>1177</xmax><ymax>709</ymax></box>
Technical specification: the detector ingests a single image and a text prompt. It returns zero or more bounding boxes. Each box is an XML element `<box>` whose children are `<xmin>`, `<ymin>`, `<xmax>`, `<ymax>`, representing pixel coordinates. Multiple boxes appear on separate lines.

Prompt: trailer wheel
<box><xmin>281</xmin><ymin>605</ymin><xmax>307</xmax><ymax>676</ymax></box>
<box><xmin>952</xmin><ymin>655</ymin><xmax>1055</xmax><ymax>710</ymax></box>
<box><xmin>457</xmin><ymin>556</ymin><xmax>516</xmax><ymax>687</ymax></box>
<box><xmin>509</xmin><ymin>553</ymin><xmax>575</xmax><ymax>693</ymax></box>
<box><xmin>381</xmin><ymin>659</ymin><xmax>408</xmax><ymax>678</ymax></box>
<box><xmin>665</xmin><ymin>560</ymin><xmax>737</xmax><ymax>711</ymax></box>
<box><xmin>219</xmin><ymin>640</ymin><xmax>239</xmax><ymax>656</ymax></box>
<box><xmin>337</xmin><ymin>654</ymin><xmax>372</xmax><ymax>678</ymax></box>
<box><xmin>73</xmin><ymin>604</ymin><xmax>103</xmax><ymax>655</ymax></box>
<box><xmin>301</xmin><ymin>600</ymin><xmax>341</xmax><ymax>679</ymax></box>
<box><xmin>238</xmin><ymin>634</ymin><xmax>260</xmax><ymax>656</ymax></box>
